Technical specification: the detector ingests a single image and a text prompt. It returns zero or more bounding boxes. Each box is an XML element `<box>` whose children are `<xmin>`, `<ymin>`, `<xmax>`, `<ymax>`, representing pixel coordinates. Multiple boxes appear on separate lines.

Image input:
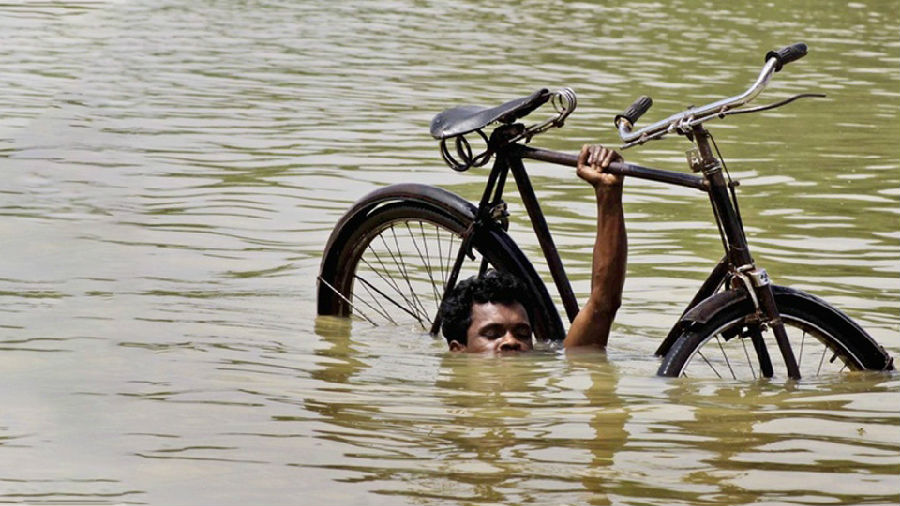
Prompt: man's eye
<box><xmin>481</xmin><ymin>327</ymin><xmax>501</xmax><ymax>339</ymax></box>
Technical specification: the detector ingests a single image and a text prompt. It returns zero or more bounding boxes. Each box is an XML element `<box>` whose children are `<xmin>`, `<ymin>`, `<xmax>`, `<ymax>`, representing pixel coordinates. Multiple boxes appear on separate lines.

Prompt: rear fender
<box><xmin>318</xmin><ymin>184</ymin><xmax>475</xmax><ymax>285</ymax></box>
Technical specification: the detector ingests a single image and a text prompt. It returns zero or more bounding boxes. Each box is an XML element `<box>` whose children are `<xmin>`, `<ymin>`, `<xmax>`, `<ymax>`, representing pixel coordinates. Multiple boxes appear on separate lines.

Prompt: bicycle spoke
<box><xmin>740</xmin><ymin>337</ymin><xmax>757</xmax><ymax>380</ymax></box>
<box><xmin>317</xmin><ymin>275</ymin><xmax>378</xmax><ymax>326</ymax></box>
<box><xmin>715</xmin><ymin>335</ymin><xmax>737</xmax><ymax>380</ymax></box>
<box><xmin>355</xmin><ymin>275</ymin><xmax>425</xmax><ymax>327</ymax></box>
<box><xmin>376</xmin><ymin>230</ymin><xmax>422</xmax><ymax>314</ymax></box>
<box><xmin>436</xmin><ymin>225</ymin><xmax>446</xmax><ymax>284</ymax></box>
<box><xmin>365</xmin><ymin>244</ymin><xmax>406</xmax><ymax>297</ymax></box>
<box><xmin>798</xmin><ymin>330</ymin><xmax>806</xmax><ymax>369</ymax></box>
<box><xmin>696</xmin><ymin>350</ymin><xmax>723</xmax><ymax>379</ymax></box>
<box><xmin>354</xmin><ymin>276</ymin><xmax>399</xmax><ymax>324</ymax></box>
<box><xmin>385</xmin><ymin>225</ymin><xmax>430</xmax><ymax>321</ymax></box>
<box><xmin>446</xmin><ymin>233</ymin><xmax>457</xmax><ymax>286</ymax></box>
<box><xmin>408</xmin><ymin>221</ymin><xmax>443</xmax><ymax>311</ymax></box>
<box><xmin>816</xmin><ymin>343</ymin><xmax>827</xmax><ymax>376</ymax></box>
<box><xmin>355</xmin><ymin>270</ymin><xmax>402</xmax><ymax>323</ymax></box>
<box><xmin>364</xmin><ymin>241</ymin><xmax>427</xmax><ymax>321</ymax></box>
<box><xmin>359</xmin><ymin>255</ymin><xmax>424</xmax><ymax>324</ymax></box>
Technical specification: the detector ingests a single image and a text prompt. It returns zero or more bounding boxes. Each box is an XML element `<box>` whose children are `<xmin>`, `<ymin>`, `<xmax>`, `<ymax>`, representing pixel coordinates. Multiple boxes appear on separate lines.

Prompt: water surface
<box><xmin>1</xmin><ymin>0</ymin><xmax>897</xmax><ymax>504</ymax></box>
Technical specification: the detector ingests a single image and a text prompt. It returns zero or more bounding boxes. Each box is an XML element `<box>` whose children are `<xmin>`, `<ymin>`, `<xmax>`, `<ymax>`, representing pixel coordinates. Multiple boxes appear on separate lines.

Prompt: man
<box><xmin>441</xmin><ymin>144</ymin><xmax>627</xmax><ymax>353</ymax></box>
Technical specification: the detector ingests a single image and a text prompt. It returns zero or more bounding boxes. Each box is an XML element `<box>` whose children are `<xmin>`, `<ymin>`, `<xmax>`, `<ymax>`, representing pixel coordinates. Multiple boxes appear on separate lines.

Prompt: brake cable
<box><xmin>721</xmin><ymin>93</ymin><xmax>826</xmax><ymax>117</ymax></box>
<box><xmin>708</xmin><ymin>131</ymin><xmax>744</xmax><ymax>232</ymax></box>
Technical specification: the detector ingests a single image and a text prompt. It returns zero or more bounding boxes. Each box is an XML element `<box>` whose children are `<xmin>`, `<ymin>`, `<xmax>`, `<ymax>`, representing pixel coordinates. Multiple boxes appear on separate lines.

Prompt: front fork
<box><xmin>693</xmin><ymin>126</ymin><xmax>801</xmax><ymax>380</ymax></box>
<box><xmin>732</xmin><ymin>265</ymin><xmax>800</xmax><ymax>379</ymax></box>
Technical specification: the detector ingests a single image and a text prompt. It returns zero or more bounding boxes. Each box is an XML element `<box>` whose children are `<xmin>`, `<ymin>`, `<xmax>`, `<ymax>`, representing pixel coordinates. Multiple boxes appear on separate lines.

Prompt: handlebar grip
<box><xmin>615</xmin><ymin>95</ymin><xmax>653</xmax><ymax>127</ymax></box>
<box><xmin>765</xmin><ymin>42</ymin><xmax>808</xmax><ymax>72</ymax></box>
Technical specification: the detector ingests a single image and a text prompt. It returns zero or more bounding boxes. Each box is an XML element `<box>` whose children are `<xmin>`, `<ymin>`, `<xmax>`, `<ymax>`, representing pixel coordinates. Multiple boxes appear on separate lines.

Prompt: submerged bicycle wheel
<box><xmin>318</xmin><ymin>191</ymin><xmax>565</xmax><ymax>341</ymax></box>
<box><xmin>658</xmin><ymin>287</ymin><xmax>894</xmax><ymax>380</ymax></box>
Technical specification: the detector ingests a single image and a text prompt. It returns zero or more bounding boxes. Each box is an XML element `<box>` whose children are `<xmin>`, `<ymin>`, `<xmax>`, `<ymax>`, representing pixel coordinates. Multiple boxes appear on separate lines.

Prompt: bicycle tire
<box><xmin>317</xmin><ymin>185</ymin><xmax>566</xmax><ymax>342</ymax></box>
<box><xmin>658</xmin><ymin>286</ymin><xmax>894</xmax><ymax>379</ymax></box>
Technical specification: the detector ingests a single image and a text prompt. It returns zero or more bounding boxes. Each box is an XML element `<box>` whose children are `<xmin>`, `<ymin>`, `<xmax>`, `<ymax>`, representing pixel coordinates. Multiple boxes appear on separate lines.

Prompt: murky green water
<box><xmin>1</xmin><ymin>0</ymin><xmax>897</xmax><ymax>504</ymax></box>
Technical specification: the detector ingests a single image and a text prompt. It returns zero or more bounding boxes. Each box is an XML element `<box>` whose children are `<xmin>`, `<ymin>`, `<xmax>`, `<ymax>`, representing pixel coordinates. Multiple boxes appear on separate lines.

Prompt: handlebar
<box><xmin>615</xmin><ymin>43</ymin><xmax>808</xmax><ymax>148</ymax></box>
<box><xmin>614</xmin><ymin>96</ymin><xmax>653</xmax><ymax>129</ymax></box>
<box><xmin>765</xmin><ymin>42</ymin><xmax>808</xmax><ymax>72</ymax></box>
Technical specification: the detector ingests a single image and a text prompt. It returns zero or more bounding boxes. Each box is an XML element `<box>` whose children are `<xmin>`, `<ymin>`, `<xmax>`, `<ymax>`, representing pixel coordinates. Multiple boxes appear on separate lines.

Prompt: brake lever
<box><xmin>722</xmin><ymin>93</ymin><xmax>826</xmax><ymax>117</ymax></box>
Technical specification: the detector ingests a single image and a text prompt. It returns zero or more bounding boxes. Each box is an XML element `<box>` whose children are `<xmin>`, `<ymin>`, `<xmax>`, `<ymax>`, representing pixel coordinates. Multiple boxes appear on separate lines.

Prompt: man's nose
<box><xmin>497</xmin><ymin>334</ymin><xmax>523</xmax><ymax>352</ymax></box>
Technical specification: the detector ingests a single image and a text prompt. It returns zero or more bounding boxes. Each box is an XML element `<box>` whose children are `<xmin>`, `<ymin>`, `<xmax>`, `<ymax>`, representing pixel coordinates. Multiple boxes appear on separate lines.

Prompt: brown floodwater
<box><xmin>0</xmin><ymin>0</ymin><xmax>897</xmax><ymax>504</ymax></box>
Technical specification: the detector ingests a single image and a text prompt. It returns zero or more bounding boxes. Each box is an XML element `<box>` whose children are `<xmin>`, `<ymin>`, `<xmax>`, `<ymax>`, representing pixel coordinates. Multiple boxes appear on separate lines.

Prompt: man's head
<box><xmin>440</xmin><ymin>270</ymin><xmax>534</xmax><ymax>353</ymax></box>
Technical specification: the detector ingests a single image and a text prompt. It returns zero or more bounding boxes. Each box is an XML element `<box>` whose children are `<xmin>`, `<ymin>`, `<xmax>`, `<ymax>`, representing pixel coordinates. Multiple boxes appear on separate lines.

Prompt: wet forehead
<box><xmin>469</xmin><ymin>301</ymin><xmax>530</xmax><ymax>327</ymax></box>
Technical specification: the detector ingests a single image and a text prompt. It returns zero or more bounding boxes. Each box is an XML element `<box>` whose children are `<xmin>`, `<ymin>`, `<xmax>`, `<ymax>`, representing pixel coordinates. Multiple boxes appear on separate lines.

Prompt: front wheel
<box><xmin>658</xmin><ymin>286</ymin><xmax>894</xmax><ymax>380</ymax></box>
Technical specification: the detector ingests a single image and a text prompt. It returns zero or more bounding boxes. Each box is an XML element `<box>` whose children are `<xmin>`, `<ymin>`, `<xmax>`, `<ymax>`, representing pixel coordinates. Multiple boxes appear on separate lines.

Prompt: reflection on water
<box><xmin>0</xmin><ymin>0</ymin><xmax>897</xmax><ymax>504</ymax></box>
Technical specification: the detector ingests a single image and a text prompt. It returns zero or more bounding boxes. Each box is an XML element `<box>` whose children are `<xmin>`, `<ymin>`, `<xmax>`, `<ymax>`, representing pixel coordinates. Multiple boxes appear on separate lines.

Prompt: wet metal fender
<box><xmin>655</xmin><ymin>288</ymin><xmax>750</xmax><ymax>357</ymax></box>
<box><xmin>319</xmin><ymin>183</ymin><xmax>475</xmax><ymax>267</ymax></box>
<box><xmin>317</xmin><ymin>184</ymin><xmax>477</xmax><ymax>315</ymax></box>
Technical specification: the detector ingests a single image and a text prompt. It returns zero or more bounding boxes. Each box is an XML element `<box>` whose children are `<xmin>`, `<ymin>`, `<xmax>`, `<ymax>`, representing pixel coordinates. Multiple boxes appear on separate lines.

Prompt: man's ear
<box><xmin>448</xmin><ymin>340</ymin><xmax>466</xmax><ymax>352</ymax></box>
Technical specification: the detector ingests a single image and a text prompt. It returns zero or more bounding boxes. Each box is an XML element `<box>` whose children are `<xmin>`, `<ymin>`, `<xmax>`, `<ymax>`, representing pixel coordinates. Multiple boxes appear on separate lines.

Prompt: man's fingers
<box><xmin>588</xmin><ymin>146</ymin><xmax>599</xmax><ymax>168</ymax></box>
<box><xmin>600</xmin><ymin>149</ymin><xmax>615</xmax><ymax>169</ymax></box>
<box><xmin>577</xmin><ymin>144</ymin><xmax>591</xmax><ymax>167</ymax></box>
<box><xmin>579</xmin><ymin>144</ymin><xmax>623</xmax><ymax>185</ymax></box>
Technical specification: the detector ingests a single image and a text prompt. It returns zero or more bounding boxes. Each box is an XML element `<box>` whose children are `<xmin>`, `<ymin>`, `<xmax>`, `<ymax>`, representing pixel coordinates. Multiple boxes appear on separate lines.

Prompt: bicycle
<box><xmin>317</xmin><ymin>43</ymin><xmax>894</xmax><ymax>380</ymax></box>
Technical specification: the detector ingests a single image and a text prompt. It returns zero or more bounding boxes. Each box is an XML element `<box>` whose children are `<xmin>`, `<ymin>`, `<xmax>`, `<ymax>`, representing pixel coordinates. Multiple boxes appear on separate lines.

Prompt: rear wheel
<box><xmin>318</xmin><ymin>199</ymin><xmax>565</xmax><ymax>341</ymax></box>
<box><xmin>658</xmin><ymin>287</ymin><xmax>894</xmax><ymax>380</ymax></box>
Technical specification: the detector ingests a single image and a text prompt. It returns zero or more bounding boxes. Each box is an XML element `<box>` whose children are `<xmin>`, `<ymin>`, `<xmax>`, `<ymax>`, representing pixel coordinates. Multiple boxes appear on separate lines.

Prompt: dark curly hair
<box><xmin>439</xmin><ymin>270</ymin><xmax>533</xmax><ymax>345</ymax></box>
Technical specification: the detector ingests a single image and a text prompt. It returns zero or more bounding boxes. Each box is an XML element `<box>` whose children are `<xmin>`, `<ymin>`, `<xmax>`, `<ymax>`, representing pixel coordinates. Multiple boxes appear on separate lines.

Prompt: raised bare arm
<box><xmin>563</xmin><ymin>144</ymin><xmax>627</xmax><ymax>350</ymax></box>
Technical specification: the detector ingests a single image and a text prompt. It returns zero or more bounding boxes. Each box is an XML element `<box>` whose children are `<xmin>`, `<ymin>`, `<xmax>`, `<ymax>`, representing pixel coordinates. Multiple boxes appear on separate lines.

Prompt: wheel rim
<box><xmin>327</xmin><ymin>217</ymin><xmax>490</xmax><ymax>331</ymax></box>
<box><xmin>679</xmin><ymin>315</ymin><xmax>860</xmax><ymax>380</ymax></box>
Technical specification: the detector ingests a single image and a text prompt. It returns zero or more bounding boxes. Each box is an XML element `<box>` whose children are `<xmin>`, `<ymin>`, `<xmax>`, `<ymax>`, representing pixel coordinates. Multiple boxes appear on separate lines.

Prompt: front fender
<box><xmin>655</xmin><ymin>288</ymin><xmax>752</xmax><ymax>357</ymax></box>
<box><xmin>655</xmin><ymin>285</ymin><xmax>868</xmax><ymax>357</ymax></box>
<box><xmin>656</xmin><ymin>285</ymin><xmax>893</xmax><ymax>371</ymax></box>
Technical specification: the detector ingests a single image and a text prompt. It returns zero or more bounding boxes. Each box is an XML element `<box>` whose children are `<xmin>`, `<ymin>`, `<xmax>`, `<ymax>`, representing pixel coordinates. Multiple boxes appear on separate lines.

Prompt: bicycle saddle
<box><xmin>429</xmin><ymin>88</ymin><xmax>552</xmax><ymax>140</ymax></box>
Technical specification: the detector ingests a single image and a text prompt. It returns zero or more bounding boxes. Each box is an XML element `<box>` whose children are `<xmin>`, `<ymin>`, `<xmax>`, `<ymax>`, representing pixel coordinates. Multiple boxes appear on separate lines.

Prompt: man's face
<box><xmin>448</xmin><ymin>301</ymin><xmax>533</xmax><ymax>354</ymax></box>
